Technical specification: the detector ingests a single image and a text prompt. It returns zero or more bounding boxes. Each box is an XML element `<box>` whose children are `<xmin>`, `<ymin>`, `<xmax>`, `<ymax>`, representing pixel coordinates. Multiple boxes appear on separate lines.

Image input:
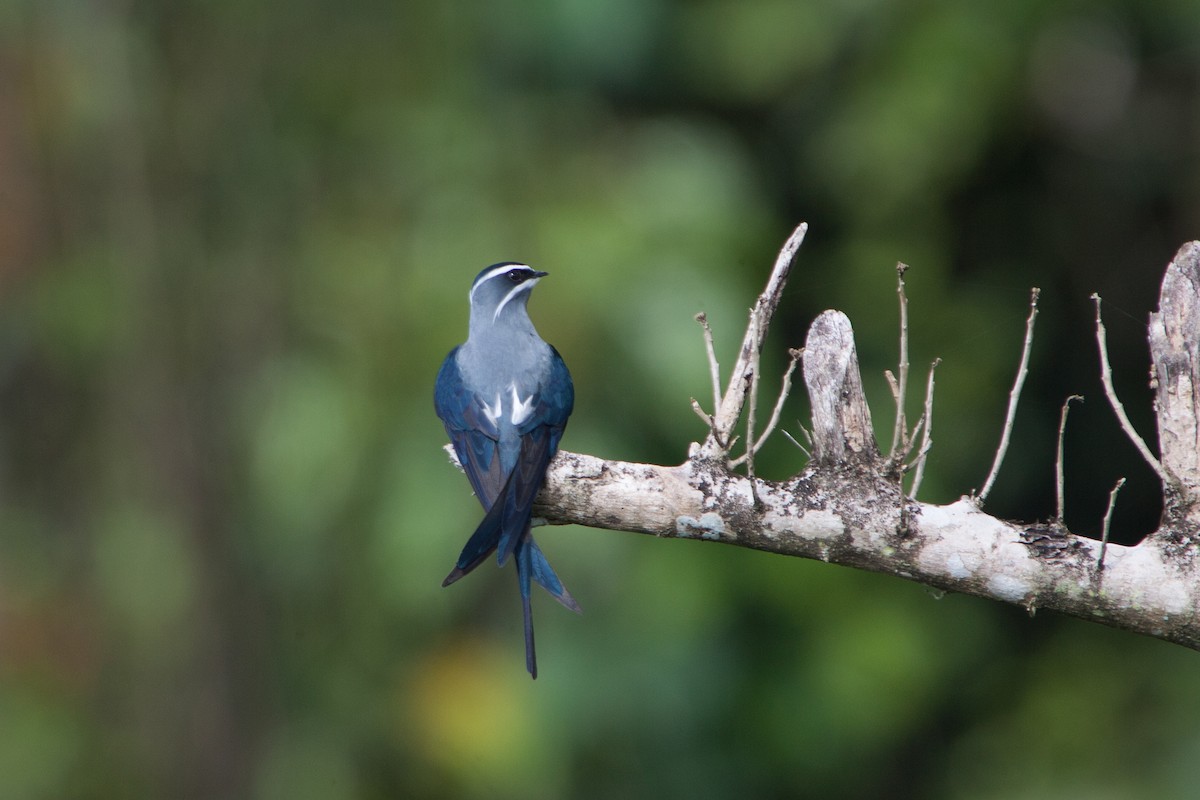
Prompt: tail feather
<box><xmin>517</xmin><ymin>539</ymin><xmax>537</xmax><ymax>679</ymax></box>
<box><xmin>441</xmin><ymin>424</ymin><xmax>576</xmax><ymax>679</ymax></box>
<box><xmin>496</xmin><ymin>429</ymin><xmax>552</xmax><ymax>567</ymax></box>
<box><xmin>442</xmin><ymin>467</ymin><xmax>519</xmax><ymax>585</ymax></box>
<box><xmin>496</xmin><ymin>472</ymin><xmax>532</xmax><ymax>568</ymax></box>
<box><xmin>528</xmin><ymin>536</ymin><xmax>582</xmax><ymax>613</ymax></box>
<box><xmin>441</xmin><ymin>516</ymin><xmax>500</xmax><ymax>585</ymax></box>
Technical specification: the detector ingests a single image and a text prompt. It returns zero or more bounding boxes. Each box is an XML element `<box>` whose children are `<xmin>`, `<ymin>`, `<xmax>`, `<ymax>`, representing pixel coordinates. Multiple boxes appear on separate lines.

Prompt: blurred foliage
<box><xmin>1</xmin><ymin>0</ymin><xmax>1199</xmax><ymax>798</ymax></box>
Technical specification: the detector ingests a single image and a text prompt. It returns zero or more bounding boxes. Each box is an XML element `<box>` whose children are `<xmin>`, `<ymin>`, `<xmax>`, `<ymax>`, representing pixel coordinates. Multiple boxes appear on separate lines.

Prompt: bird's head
<box><xmin>468</xmin><ymin>262</ymin><xmax>548</xmax><ymax>327</ymax></box>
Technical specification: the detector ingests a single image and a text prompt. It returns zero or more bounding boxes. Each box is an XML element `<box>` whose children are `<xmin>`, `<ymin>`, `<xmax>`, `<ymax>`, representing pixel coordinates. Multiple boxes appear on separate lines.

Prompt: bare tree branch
<box><xmin>908</xmin><ymin>358</ymin><xmax>941</xmax><ymax>500</ymax></box>
<box><xmin>1097</xmin><ymin>477</ymin><xmax>1126</xmax><ymax>571</ymax></box>
<box><xmin>1148</xmin><ymin>241</ymin><xmax>1200</xmax><ymax>530</ymax></box>
<box><xmin>744</xmin><ymin>313</ymin><xmax>763</xmax><ymax>506</ymax></box>
<box><xmin>976</xmin><ymin>288</ymin><xmax>1040</xmax><ymax>504</ymax></box>
<box><xmin>1092</xmin><ymin>293</ymin><xmax>1174</xmax><ymax>491</ymax></box>
<box><xmin>802</xmin><ymin>311</ymin><xmax>879</xmax><ymax>466</ymax></box>
<box><xmin>694</xmin><ymin>312</ymin><xmax>723</xmax><ymax>426</ymax></box>
<box><xmin>1055</xmin><ymin>395</ymin><xmax>1084</xmax><ymax>524</ymax></box>
<box><xmin>700</xmin><ymin>223</ymin><xmax>807</xmax><ymax>459</ymax></box>
<box><xmin>448</xmin><ymin>233</ymin><xmax>1200</xmax><ymax>653</ymax></box>
<box><xmin>531</xmin><ymin>448</ymin><xmax>1200</xmax><ymax>650</ymax></box>
<box><xmin>781</xmin><ymin>428</ymin><xmax>811</xmax><ymax>460</ymax></box>
<box><xmin>889</xmin><ymin>263</ymin><xmax>911</xmax><ymax>460</ymax></box>
<box><xmin>691</xmin><ymin>397</ymin><xmax>716</xmax><ymax>430</ymax></box>
<box><xmin>731</xmin><ymin>348</ymin><xmax>802</xmax><ymax>468</ymax></box>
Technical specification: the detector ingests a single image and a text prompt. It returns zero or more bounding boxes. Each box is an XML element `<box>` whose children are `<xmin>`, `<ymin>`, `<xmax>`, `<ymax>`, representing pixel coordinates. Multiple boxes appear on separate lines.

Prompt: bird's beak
<box><xmin>532</xmin><ymin>270</ymin><xmax>549</xmax><ymax>278</ymax></box>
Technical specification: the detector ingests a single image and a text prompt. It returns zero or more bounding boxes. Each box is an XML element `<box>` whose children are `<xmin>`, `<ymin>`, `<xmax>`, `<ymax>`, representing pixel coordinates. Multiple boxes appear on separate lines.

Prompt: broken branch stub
<box><xmin>1148</xmin><ymin>241</ymin><xmax>1200</xmax><ymax>523</ymax></box>
<box><xmin>802</xmin><ymin>310</ymin><xmax>880</xmax><ymax>466</ymax></box>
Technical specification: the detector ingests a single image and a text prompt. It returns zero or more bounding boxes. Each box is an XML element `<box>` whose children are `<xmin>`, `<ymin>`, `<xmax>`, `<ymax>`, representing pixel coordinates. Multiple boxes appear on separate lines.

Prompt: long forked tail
<box><xmin>442</xmin><ymin>453</ymin><xmax>540</xmax><ymax>586</ymax></box>
<box><xmin>441</xmin><ymin>473</ymin><xmax>513</xmax><ymax>586</ymax></box>
<box><xmin>517</xmin><ymin>537</ymin><xmax>537</xmax><ymax>679</ymax></box>
<box><xmin>527</xmin><ymin>536</ymin><xmax>582</xmax><ymax>613</ymax></box>
<box><xmin>516</xmin><ymin>534</ymin><xmax>581</xmax><ymax>678</ymax></box>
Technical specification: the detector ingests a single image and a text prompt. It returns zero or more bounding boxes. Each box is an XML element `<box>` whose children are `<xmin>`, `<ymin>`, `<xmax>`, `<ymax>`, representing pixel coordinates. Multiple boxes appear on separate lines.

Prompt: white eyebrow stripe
<box><xmin>468</xmin><ymin>264</ymin><xmax>530</xmax><ymax>304</ymax></box>
<box><xmin>492</xmin><ymin>277</ymin><xmax>540</xmax><ymax>321</ymax></box>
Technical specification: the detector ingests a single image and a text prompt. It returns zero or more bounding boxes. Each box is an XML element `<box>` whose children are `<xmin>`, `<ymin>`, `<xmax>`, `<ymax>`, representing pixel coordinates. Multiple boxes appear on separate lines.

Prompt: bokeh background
<box><xmin>2</xmin><ymin>1</ymin><xmax>1200</xmax><ymax>798</ymax></box>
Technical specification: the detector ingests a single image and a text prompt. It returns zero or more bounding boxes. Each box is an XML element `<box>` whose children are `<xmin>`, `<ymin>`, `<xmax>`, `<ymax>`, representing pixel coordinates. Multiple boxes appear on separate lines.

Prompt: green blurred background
<box><xmin>2</xmin><ymin>1</ymin><xmax>1200</xmax><ymax>798</ymax></box>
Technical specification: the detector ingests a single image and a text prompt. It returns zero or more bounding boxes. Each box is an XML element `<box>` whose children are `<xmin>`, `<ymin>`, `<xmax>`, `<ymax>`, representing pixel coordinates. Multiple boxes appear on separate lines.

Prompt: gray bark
<box><xmin>518</xmin><ymin>236</ymin><xmax>1200</xmax><ymax>651</ymax></box>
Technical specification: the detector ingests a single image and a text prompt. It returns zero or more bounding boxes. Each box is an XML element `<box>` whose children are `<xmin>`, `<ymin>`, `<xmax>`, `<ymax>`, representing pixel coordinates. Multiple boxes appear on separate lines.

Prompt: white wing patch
<box><xmin>481</xmin><ymin>392</ymin><xmax>503</xmax><ymax>428</ymax></box>
<box><xmin>509</xmin><ymin>384</ymin><xmax>535</xmax><ymax>426</ymax></box>
<box><xmin>479</xmin><ymin>384</ymin><xmax>536</xmax><ymax>427</ymax></box>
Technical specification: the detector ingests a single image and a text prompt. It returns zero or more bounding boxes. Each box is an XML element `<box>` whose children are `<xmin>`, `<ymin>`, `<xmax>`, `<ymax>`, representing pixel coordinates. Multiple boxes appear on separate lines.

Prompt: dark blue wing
<box><xmin>445</xmin><ymin>426</ymin><xmax>552</xmax><ymax>580</ymax></box>
<box><xmin>495</xmin><ymin>347</ymin><xmax>573</xmax><ymax>564</ymax></box>
<box><xmin>521</xmin><ymin>345</ymin><xmax>573</xmax><ymax>439</ymax></box>
<box><xmin>441</xmin><ymin>472</ymin><xmax>510</xmax><ymax>584</ymax></box>
<box><xmin>434</xmin><ymin>348</ymin><xmax>505</xmax><ymax>509</ymax></box>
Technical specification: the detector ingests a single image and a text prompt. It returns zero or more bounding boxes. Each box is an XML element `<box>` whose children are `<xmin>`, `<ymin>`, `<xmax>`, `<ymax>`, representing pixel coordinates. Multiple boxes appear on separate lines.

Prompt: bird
<box><xmin>434</xmin><ymin>262</ymin><xmax>580</xmax><ymax>678</ymax></box>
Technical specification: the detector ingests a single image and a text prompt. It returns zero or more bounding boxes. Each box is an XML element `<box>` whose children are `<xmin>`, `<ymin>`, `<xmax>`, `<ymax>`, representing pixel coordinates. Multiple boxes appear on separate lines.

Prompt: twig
<box><xmin>758</xmin><ymin>348</ymin><xmax>802</xmax><ymax>451</ymax></box>
<box><xmin>884</xmin><ymin>370</ymin><xmax>917</xmax><ymax>466</ymax></box>
<box><xmin>731</xmin><ymin>348</ymin><xmax>802</xmax><ymax>468</ymax></box>
<box><xmin>908</xmin><ymin>358</ymin><xmax>941</xmax><ymax>499</ymax></box>
<box><xmin>797</xmin><ymin>421</ymin><xmax>812</xmax><ymax>447</ymax></box>
<box><xmin>1097</xmin><ymin>477</ymin><xmax>1126</xmax><ymax>571</ymax></box>
<box><xmin>781</xmin><ymin>429</ymin><xmax>811</xmax><ymax>459</ymax></box>
<box><xmin>744</xmin><ymin>316</ymin><xmax>762</xmax><ymax>507</ymax></box>
<box><xmin>1055</xmin><ymin>395</ymin><xmax>1084</xmax><ymax>524</ymax></box>
<box><xmin>977</xmin><ymin>288</ymin><xmax>1041</xmax><ymax>504</ymax></box>
<box><xmin>695</xmin><ymin>312</ymin><xmax>723</xmax><ymax>420</ymax></box>
<box><xmin>890</xmin><ymin>263</ymin><xmax>911</xmax><ymax>458</ymax></box>
<box><xmin>701</xmin><ymin>223</ymin><xmax>808</xmax><ymax>458</ymax></box>
<box><xmin>1091</xmin><ymin>294</ymin><xmax>1173</xmax><ymax>488</ymax></box>
<box><xmin>691</xmin><ymin>398</ymin><xmax>717</xmax><ymax>432</ymax></box>
<box><xmin>900</xmin><ymin>413</ymin><xmax>926</xmax><ymax>463</ymax></box>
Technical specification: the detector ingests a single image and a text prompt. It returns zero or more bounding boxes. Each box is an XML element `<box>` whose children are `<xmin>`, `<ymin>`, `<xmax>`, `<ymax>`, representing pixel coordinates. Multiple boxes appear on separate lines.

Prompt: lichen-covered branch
<box><xmin>1149</xmin><ymin>241</ymin><xmax>1200</xmax><ymax>530</ymax></box>
<box><xmin>461</xmin><ymin>232</ymin><xmax>1200</xmax><ymax>652</ymax></box>
<box><xmin>802</xmin><ymin>311</ymin><xmax>879</xmax><ymax>466</ymax></box>
<box><xmin>533</xmin><ymin>450</ymin><xmax>1200</xmax><ymax>650</ymax></box>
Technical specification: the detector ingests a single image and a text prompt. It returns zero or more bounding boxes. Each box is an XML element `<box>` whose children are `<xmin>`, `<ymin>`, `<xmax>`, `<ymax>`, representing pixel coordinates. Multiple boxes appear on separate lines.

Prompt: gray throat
<box><xmin>460</xmin><ymin>309</ymin><xmax>551</xmax><ymax>393</ymax></box>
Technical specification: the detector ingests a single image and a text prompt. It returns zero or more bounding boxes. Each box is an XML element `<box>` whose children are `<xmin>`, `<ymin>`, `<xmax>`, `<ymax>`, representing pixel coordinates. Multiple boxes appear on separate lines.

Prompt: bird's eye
<box><xmin>507</xmin><ymin>269</ymin><xmax>527</xmax><ymax>283</ymax></box>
